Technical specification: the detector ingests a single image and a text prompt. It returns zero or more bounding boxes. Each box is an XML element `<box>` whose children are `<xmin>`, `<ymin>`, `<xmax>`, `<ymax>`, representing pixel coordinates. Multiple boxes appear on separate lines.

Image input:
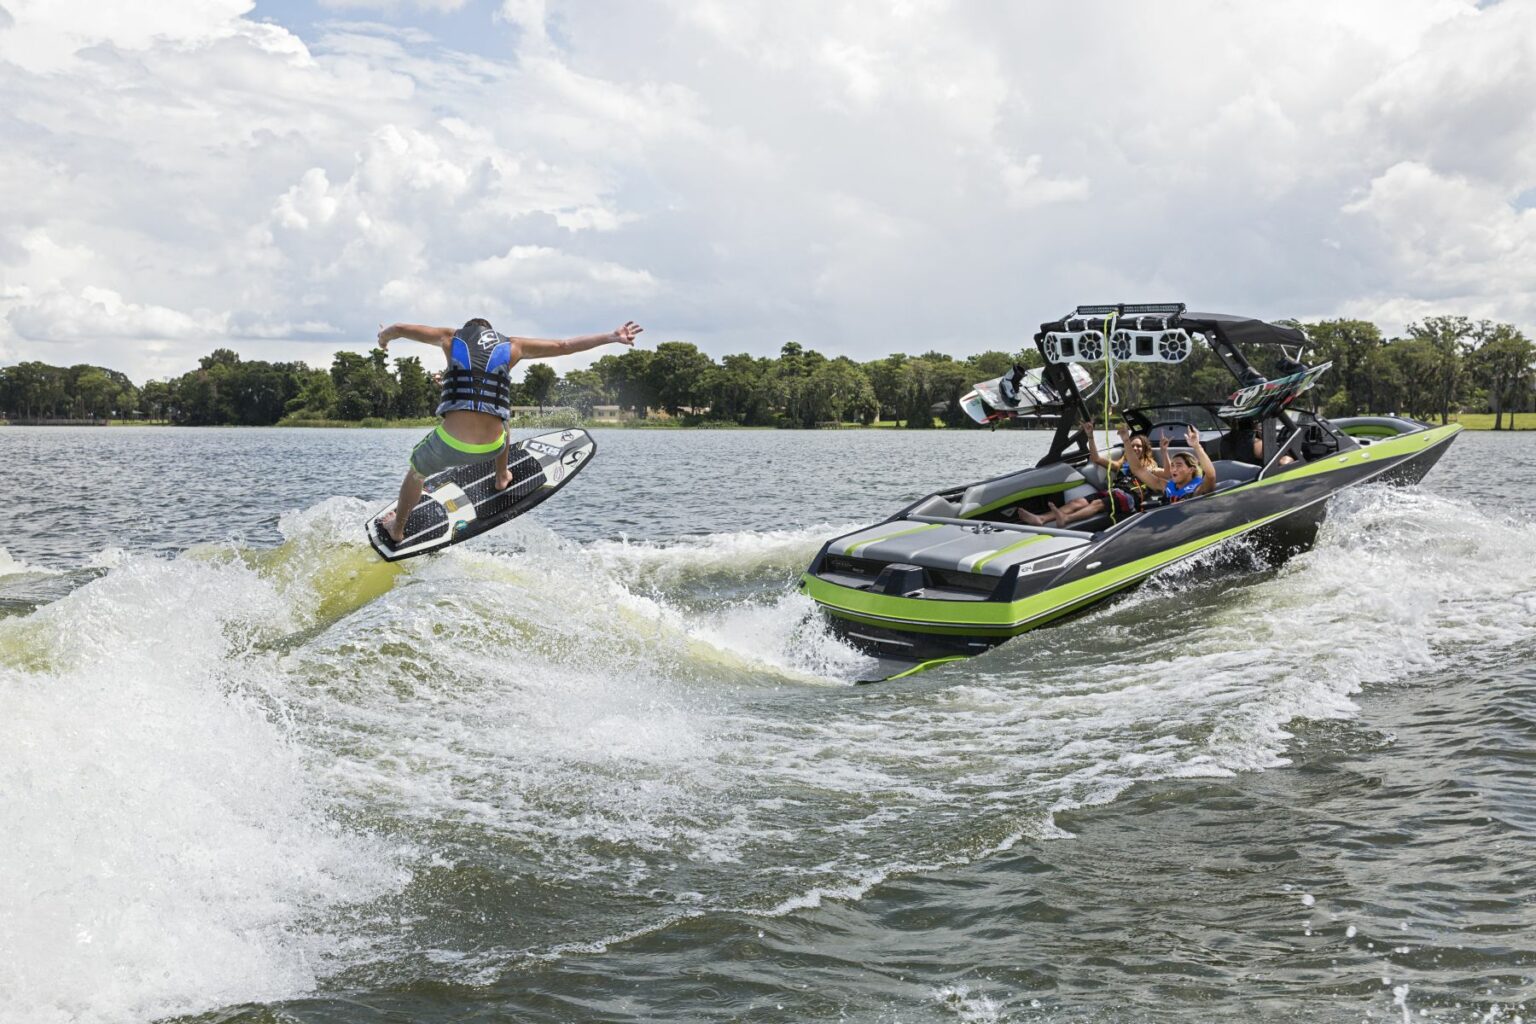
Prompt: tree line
<box><xmin>2</xmin><ymin>315</ymin><xmax>1532</xmax><ymax>428</ymax></box>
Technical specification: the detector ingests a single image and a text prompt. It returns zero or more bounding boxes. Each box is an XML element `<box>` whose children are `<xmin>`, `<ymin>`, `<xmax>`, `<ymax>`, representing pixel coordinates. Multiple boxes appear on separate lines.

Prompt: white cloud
<box><xmin>1342</xmin><ymin>160</ymin><xmax>1536</xmax><ymax>328</ymax></box>
<box><xmin>1</xmin><ymin>0</ymin><xmax>1534</xmax><ymax>383</ymax></box>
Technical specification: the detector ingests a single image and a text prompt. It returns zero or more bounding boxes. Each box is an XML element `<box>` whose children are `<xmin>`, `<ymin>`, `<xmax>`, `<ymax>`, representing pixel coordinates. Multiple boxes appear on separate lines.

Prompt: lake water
<box><xmin>1</xmin><ymin>426</ymin><xmax>1533</xmax><ymax>1024</ymax></box>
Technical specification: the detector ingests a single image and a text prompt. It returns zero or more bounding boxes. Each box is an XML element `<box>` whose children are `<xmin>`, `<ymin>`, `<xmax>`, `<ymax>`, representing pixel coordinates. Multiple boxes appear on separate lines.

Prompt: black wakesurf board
<box><xmin>366</xmin><ymin>427</ymin><xmax>596</xmax><ymax>562</ymax></box>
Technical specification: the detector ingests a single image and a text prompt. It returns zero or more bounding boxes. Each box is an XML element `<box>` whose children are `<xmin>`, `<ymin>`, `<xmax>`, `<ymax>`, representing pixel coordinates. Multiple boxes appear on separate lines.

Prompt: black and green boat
<box><xmin>801</xmin><ymin>304</ymin><xmax>1461</xmax><ymax>680</ymax></box>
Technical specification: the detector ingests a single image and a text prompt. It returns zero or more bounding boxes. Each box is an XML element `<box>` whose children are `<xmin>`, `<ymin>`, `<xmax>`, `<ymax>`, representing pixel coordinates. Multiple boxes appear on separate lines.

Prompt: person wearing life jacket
<box><xmin>374</xmin><ymin>316</ymin><xmax>643</xmax><ymax>544</ymax></box>
<box><xmin>1124</xmin><ymin>423</ymin><xmax>1218</xmax><ymax>504</ymax></box>
<box><xmin>1014</xmin><ymin>420</ymin><xmax>1165</xmax><ymax>527</ymax></box>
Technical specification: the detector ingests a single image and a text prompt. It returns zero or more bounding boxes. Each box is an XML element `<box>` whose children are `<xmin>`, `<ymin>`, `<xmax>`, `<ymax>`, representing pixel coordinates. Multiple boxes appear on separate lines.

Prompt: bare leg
<box><xmin>381</xmin><ymin>468</ymin><xmax>425</xmax><ymax>543</ymax></box>
<box><xmin>1056</xmin><ymin>499</ymin><xmax>1106</xmax><ymax>527</ymax></box>
<box><xmin>1015</xmin><ymin>497</ymin><xmax>1088</xmax><ymax>526</ymax></box>
<box><xmin>494</xmin><ymin>435</ymin><xmax>512</xmax><ymax>490</ymax></box>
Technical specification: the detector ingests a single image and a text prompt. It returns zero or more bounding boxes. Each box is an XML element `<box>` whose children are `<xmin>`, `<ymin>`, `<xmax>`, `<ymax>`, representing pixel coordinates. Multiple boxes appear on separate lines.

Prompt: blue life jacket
<box><xmin>437</xmin><ymin>326</ymin><xmax>514</xmax><ymax>419</ymax></box>
<box><xmin>1164</xmin><ymin>475</ymin><xmax>1204</xmax><ymax>503</ymax></box>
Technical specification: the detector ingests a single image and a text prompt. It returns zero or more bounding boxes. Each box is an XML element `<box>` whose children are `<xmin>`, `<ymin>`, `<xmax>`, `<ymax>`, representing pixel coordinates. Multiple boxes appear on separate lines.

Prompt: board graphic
<box><xmin>1217</xmin><ymin>363</ymin><xmax>1332</xmax><ymax>420</ymax></box>
<box><xmin>960</xmin><ymin>363</ymin><xmax>1093</xmax><ymax>424</ymax></box>
<box><xmin>366</xmin><ymin>427</ymin><xmax>597</xmax><ymax>562</ymax></box>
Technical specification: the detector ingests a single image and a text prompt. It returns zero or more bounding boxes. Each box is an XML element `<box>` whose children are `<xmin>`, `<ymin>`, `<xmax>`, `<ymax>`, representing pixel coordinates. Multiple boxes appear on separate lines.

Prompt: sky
<box><xmin>0</xmin><ymin>0</ymin><xmax>1533</xmax><ymax>382</ymax></box>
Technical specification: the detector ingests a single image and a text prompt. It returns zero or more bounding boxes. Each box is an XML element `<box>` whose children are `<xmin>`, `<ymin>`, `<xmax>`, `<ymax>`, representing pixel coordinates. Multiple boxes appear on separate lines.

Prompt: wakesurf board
<box><xmin>366</xmin><ymin>427</ymin><xmax>596</xmax><ymax>562</ymax></box>
<box><xmin>960</xmin><ymin>363</ymin><xmax>1092</xmax><ymax>424</ymax></box>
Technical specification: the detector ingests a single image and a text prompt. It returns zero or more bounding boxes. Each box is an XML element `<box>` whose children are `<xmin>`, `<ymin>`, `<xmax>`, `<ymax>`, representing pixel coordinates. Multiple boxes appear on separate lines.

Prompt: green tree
<box><xmin>395</xmin><ymin>356</ymin><xmax>438</xmax><ymax>418</ymax></box>
<box><xmin>1407</xmin><ymin>315</ymin><xmax>1474</xmax><ymax>424</ymax></box>
<box><xmin>594</xmin><ymin>349</ymin><xmax>656</xmax><ymax>418</ymax></box>
<box><xmin>1470</xmin><ymin>323</ymin><xmax>1534</xmax><ymax>430</ymax></box>
<box><xmin>1382</xmin><ymin>337</ymin><xmax>1441</xmax><ymax>419</ymax></box>
<box><xmin>524</xmin><ymin>362</ymin><xmax>557</xmax><ymax>412</ymax></box>
<box><xmin>553</xmin><ymin>367</ymin><xmax>607</xmax><ymax>415</ymax></box>
<box><xmin>706</xmin><ymin>353</ymin><xmax>776</xmax><ymax>425</ymax></box>
<box><xmin>139</xmin><ymin>379</ymin><xmax>173</xmax><ymax>421</ymax></box>
<box><xmin>864</xmin><ymin>354</ymin><xmax>912</xmax><ymax>424</ymax></box>
<box><xmin>803</xmin><ymin>357</ymin><xmax>878</xmax><ymax>425</ymax></box>
<box><xmin>644</xmin><ymin>341</ymin><xmax>716</xmax><ymax>417</ymax></box>
<box><xmin>1306</xmin><ymin>319</ymin><xmax>1387</xmax><ymax>415</ymax></box>
<box><xmin>284</xmin><ymin>368</ymin><xmax>337</xmax><ymax>420</ymax></box>
<box><xmin>329</xmin><ymin>349</ymin><xmax>397</xmax><ymax>420</ymax></box>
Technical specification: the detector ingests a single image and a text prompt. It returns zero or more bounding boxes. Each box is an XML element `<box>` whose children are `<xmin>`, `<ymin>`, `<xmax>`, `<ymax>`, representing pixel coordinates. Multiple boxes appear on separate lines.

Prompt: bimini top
<box><xmin>1177</xmin><ymin>311</ymin><xmax>1307</xmax><ymax>352</ymax></box>
<box><xmin>1034</xmin><ymin>302</ymin><xmax>1309</xmax><ymax>389</ymax></box>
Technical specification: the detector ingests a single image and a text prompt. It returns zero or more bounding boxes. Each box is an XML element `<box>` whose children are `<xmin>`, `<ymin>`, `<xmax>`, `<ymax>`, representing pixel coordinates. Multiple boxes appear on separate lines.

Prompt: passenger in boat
<box><xmin>1013</xmin><ymin>422</ymin><xmax>1162</xmax><ymax>527</ymax></box>
<box><xmin>1252</xmin><ymin>434</ymin><xmax>1296</xmax><ymax>467</ymax></box>
<box><xmin>1126</xmin><ymin>425</ymin><xmax>1218</xmax><ymax>503</ymax></box>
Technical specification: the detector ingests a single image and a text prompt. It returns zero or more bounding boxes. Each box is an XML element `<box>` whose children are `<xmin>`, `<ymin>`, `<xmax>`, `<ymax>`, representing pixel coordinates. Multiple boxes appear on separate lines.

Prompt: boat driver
<box><xmin>374</xmin><ymin>316</ymin><xmax>643</xmax><ymax>544</ymax></box>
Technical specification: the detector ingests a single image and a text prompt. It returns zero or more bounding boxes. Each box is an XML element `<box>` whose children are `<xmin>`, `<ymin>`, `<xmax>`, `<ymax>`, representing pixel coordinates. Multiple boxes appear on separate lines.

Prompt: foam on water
<box><xmin>3</xmin><ymin>480</ymin><xmax>1533</xmax><ymax>1018</ymax></box>
<box><xmin>0</xmin><ymin>545</ymin><xmax>58</xmax><ymax>579</ymax></box>
<box><xmin>0</xmin><ymin>551</ymin><xmax>407</xmax><ymax>1024</ymax></box>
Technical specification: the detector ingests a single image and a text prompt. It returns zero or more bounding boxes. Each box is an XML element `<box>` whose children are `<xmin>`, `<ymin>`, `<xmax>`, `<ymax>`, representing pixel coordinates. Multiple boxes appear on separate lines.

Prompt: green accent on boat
<box><xmin>971</xmin><ymin>534</ymin><xmax>1050</xmax><ymax>571</ymax></box>
<box><xmin>1253</xmin><ymin>423</ymin><xmax>1460</xmax><ymax>488</ymax></box>
<box><xmin>961</xmin><ymin>483</ymin><xmax>1078</xmax><ymax>519</ymax></box>
<box><xmin>436</xmin><ymin>424</ymin><xmax>507</xmax><ymax>454</ymax></box>
<box><xmin>804</xmin><ymin>506</ymin><xmax>1295</xmax><ymax>630</ymax></box>
<box><xmin>845</xmin><ymin>522</ymin><xmax>941</xmax><ymax>555</ymax></box>
<box><xmin>883</xmin><ymin>656</ymin><xmax>970</xmax><ymax>681</ymax></box>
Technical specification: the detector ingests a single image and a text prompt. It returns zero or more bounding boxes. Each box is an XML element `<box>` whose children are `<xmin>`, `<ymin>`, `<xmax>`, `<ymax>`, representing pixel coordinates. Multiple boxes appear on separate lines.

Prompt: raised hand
<box><xmin>613</xmin><ymin>321</ymin><xmax>644</xmax><ymax>345</ymax></box>
<box><xmin>1184</xmin><ymin>424</ymin><xmax>1202</xmax><ymax>448</ymax></box>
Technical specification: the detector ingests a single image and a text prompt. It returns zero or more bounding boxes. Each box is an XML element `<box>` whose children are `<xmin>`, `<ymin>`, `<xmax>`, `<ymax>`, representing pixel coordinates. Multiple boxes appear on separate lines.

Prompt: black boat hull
<box><xmin>806</xmin><ymin>423</ymin><xmax>1459</xmax><ymax>668</ymax></box>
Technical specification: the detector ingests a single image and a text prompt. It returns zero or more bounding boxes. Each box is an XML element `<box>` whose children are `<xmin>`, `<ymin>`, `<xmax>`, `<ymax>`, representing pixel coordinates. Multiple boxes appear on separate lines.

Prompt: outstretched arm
<box><xmin>1081</xmin><ymin>420</ymin><xmax>1110</xmax><ymax>468</ymax></box>
<box><xmin>1188</xmin><ymin>425</ymin><xmax>1218</xmax><ymax>496</ymax></box>
<box><xmin>378</xmin><ymin>323</ymin><xmax>455</xmax><ymax>356</ymax></box>
<box><xmin>1126</xmin><ymin>440</ymin><xmax>1167</xmax><ymax>491</ymax></box>
<box><xmin>514</xmin><ymin>321</ymin><xmax>643</xmax><ymax>359</ymax></box>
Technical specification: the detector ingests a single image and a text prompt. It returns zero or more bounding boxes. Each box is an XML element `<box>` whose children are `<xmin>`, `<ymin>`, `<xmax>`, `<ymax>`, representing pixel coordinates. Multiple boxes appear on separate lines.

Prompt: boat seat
<box><xmin>957</xmin><ymin>462</ymin><xmax>1086</xmax><ymax>518</ymax></box>
<box><xmin>908</xmin><ymin>494</ymin><xmax>960</xmax><ymax>518</ymax></box>
<box><xmin>1209</xmin><ymin>459</ymin><xmax>1260</xmax><ymax>492</ymax></box>
<box><xmin>1079</xmin><ymin>462</ymin><xmax>1109</xmax><ymax>490</ymax></box>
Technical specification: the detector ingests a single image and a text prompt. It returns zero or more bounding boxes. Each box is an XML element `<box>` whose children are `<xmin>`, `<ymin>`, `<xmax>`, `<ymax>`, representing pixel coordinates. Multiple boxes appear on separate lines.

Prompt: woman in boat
<box><xmin>1015</xmin><ymin>422</ymin><xmax>1164</xmax><ymax>527</ymax></box>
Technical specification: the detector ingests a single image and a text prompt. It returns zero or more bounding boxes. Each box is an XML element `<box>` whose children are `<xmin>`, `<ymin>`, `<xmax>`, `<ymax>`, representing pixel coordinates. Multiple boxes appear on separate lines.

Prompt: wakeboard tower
<box><xmin>367</xmin><ymin>427</ymin><xmax>596</xmax><ymax>562</ymax></box>
<box><xmin>802</xmin><ymin>303</ymin><xmax>1462</xmax><ymax>682</ymax></box>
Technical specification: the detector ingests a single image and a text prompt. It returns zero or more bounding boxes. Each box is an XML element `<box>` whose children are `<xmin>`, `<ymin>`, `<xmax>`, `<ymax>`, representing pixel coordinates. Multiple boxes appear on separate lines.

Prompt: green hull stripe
<box><xmin>436</xmin><ymin>424</ymin><xmax>507</xmax><ymax>454</ymax></box>
<box><xmin>962</xmin><ymin>483</ymin><xmax>1078</xmax><ymax>519</ymax></box>
<box><xmin>971</xmin><ymin>534</ymin><xmax>1050</xmax><ymax>571</ymax></box>
<box><xmin>810</xmin><ymin>423</ymin><xmax>1461</xmax><ymax>632</ymax></box>
<box><xmin>805</xmin><ymin>507</ymin><xmax>1292</xmax><ymax>629</ymax></box>
<box><xmin>845</xmin><ymin>522</ymin><xmax>941</xmax><ymax>555</ymax></box>
<box><xmin>1252</xmin><ymin>422</ymin><xmax>1459</xmax><ymax>488</ymax></box>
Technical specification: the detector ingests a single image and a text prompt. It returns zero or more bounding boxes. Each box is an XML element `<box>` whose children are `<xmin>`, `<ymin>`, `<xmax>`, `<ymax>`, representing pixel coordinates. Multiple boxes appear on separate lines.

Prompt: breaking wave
<box><xmin>1</xmin><ymin>483</ymin><xmax>1532</xmax><ymax>1022</ymax></box>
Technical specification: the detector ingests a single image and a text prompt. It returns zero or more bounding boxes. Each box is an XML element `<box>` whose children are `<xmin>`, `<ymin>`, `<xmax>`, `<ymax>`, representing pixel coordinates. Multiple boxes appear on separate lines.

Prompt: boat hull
<box><xmin>805</xmin><ymin>423</ymin><xmax>1459</xmax><ymax>667</ymax></box>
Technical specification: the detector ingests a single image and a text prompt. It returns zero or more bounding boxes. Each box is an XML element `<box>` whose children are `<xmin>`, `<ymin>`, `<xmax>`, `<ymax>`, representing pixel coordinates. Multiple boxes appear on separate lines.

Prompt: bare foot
<box><xmin>379</xmin><ymin>509</ymin><xmax>404</xmax><ymax>544</ymax></box>
<box><xmin>495</xmin><ymin>471</ymin><xmax>514</xmax><ymax>491</ymax></box>
<box><xmin>1013</xmin><ymin>507</ymin><xmax>1047</xmax><ymax>526</ymax></box>
<box><xmin>1048</xmin><ymin>501</ymin><xmax>1068</xmax><ymax>528</ymax></box>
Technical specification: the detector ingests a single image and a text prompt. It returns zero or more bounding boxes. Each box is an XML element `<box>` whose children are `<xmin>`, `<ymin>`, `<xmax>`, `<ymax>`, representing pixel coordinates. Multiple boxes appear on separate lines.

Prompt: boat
<box><xmin>800</xmin><ymin>303</ymin><xmax>1462</xmax><ymax>680</ymax></box>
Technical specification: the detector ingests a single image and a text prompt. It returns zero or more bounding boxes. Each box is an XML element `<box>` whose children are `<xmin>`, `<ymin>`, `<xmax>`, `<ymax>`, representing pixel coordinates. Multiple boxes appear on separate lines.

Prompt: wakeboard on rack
<box><xmin>366</xmin><ymin>427</ymin><xmax>596</xmax><ymax>562</ymax></box>
<box><xmin>960</xmin><ymin>363</ymin><xmax>1093</xmax><ymax>425</ymax></box>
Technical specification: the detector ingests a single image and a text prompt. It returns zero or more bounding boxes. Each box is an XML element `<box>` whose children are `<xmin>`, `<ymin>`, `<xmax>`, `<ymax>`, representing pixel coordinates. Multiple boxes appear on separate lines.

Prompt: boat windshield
<box><xmin>1122</xmin><ymin>404</ymin><xmax>1229</xmax><ymax>432</ymax></box>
